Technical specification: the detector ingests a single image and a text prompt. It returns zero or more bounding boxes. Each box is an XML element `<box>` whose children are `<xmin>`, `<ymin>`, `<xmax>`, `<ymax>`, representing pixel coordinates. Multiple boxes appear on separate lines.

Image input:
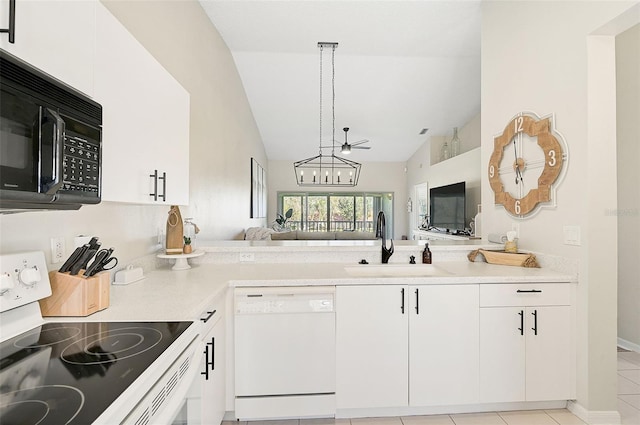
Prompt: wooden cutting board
<box><xmin>166</xmin><ymin>205</ymin><xmax>184</xmax><ymax>255</ymax></box>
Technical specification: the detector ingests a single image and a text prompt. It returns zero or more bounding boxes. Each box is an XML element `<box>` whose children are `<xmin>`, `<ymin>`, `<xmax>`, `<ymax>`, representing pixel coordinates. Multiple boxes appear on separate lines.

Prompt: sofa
<box><xmin>270</xmin><ymin>230</ymin><xmax>377</xmax><ymax>240</ymax></box>
<box><xmin>244</xmin><ymin>227</ymin><xmax>377</xmax><ymax>241</ymax></box>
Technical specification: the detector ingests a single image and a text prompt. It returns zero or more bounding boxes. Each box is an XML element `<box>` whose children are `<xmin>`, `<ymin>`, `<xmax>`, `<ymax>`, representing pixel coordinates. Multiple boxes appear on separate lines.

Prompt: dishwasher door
<box><xmin>234</xmin><ymin>286</ymin><xmax>336</xmax><ymax>398</ymax></box>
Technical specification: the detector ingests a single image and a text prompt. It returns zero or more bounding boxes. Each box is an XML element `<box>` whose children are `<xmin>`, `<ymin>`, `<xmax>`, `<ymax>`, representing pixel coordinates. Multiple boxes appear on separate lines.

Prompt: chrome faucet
<box><xmin>376</xmin><ymin>211</ymin><xmax>394</xmax><ymax>263</ymax></box>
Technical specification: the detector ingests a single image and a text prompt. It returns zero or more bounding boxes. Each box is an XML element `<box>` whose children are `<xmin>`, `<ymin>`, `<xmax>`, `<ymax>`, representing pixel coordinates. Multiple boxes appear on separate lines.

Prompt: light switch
<box><xmin>563</xmin><ymin>225</ymin><xmax>581</xmax><ymax>246</ymax></box>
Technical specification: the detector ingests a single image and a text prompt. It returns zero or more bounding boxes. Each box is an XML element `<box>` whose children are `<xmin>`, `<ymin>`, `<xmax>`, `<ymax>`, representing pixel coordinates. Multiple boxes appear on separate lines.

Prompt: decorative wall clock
<box><xmin>488</xmin><ymin>112</ymin><xmax>568</xmax><ymax>217</ymax></box>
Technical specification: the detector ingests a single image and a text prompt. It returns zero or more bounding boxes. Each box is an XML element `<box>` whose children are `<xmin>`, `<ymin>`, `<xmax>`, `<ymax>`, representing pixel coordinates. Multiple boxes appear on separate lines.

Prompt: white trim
<box><xmin>618</xmin><ymin>337</ymin><xmax>640</xmax><ymax>353</ymax></box>
<box><xmin>568</xmin><ymin>401</ymin><xmax>621</xmax><ymax>425</ymax></box>
<box><xmin>336</xmin><ymin>400</ymin><xmax>567</xmax><ymax>419</ymax></box>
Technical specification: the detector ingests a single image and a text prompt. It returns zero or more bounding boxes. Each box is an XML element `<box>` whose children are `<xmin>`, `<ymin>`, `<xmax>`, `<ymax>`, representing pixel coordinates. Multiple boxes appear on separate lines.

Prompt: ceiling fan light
<box><xmin>341</xmin><ymin>143</ymin><xmax>351</xmax><ymax>154</ymax></box>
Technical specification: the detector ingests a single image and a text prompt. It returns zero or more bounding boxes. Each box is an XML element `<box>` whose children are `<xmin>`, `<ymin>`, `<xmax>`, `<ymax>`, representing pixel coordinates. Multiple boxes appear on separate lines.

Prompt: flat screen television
<box><xmin>429</xmin><ymin>181</ymin><xmax>466</xmax><ymax>232</ymax></box>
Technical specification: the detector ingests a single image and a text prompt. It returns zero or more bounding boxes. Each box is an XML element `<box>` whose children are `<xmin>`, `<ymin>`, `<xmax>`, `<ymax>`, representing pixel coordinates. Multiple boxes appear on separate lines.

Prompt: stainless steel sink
<box><xmin>343</xmin><ymin>264</ymin><xmax>453</xmax><ymax>277</ymax></box>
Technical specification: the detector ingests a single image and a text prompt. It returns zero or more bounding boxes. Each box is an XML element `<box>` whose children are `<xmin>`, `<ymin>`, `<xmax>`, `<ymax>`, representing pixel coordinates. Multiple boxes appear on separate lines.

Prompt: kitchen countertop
<box><xmin>79</xmin><ymin>260</ymin><xmax>576</xmax><ymax>323</ymax></box>
<box><xmin>197</xmin><ymin>238</ymin><xmax>493</xmax><ymax>252</ymax></box>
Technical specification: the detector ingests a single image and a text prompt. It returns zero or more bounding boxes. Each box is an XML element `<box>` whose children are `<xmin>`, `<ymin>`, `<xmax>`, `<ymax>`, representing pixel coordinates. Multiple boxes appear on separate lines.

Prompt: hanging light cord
<box><xmin>331</xmin><ymin>44</ymin><xmax>336</xmax><ymax>157</ymax></box>
<box><xmin>319</xmin><ymin>44</ymin><xmax>323</xmax><ymax>156</ymax></box>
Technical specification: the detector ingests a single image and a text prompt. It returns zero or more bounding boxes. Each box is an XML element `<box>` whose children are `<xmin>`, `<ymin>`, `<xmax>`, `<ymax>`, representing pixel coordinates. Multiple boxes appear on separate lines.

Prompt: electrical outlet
<box><xmin>239</xmin><ymin>253</ymin><xmax>255</xmax><ymax>263</ymax></box>
<box><xmin>563</xmin><ymin>225</ymin><xmax>581</xmax><ymax>246</ymax></box>
<box><xmin>50</xmin><ymin>237</ymin><xmax>66</xmax><ymax>263</ymax></box>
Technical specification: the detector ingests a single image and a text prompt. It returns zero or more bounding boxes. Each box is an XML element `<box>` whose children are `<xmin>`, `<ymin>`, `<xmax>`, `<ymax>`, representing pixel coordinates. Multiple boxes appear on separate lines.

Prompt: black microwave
<box><xmin>0</xmin><ymin>49</ymin><xmax>102</xmax><ymax>211</ymax></box>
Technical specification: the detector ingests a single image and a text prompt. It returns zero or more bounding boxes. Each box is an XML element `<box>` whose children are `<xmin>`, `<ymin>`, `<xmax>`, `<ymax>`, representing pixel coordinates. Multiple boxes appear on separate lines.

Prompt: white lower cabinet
<box><xmin>479</xmin><ymin>284</ymin><xmax>574</xmax><ymax>403</ymax></box>
<box><xmin>336</xmin><ymin>284</ymin><xmax>479</xmax><ymax>409</ymax></box>
<box><xmin>336</xmin><ymin>285</ymin><xmax>408</xmax><ymax>409</ymax></box>
<box><xmin>409</xmin><ymin>285</ymin><xmax>479</xmax><ymax>406</ymax></box>
<box><xmin>185</xmin><ymin>303</ymin><xmax>225</xmax><ymax>425</ymax></box>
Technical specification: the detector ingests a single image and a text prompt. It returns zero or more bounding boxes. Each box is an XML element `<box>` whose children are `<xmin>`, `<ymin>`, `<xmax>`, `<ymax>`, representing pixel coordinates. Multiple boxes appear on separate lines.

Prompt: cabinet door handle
<box><xmin>517</xmin><ymin>289</ymin><xmax>542</xmax><ymax>293</ymax></box>
<box><xmin>415</xmin><ymin>288</ymin><xmax>419</xmax><ymax>315</ymax></box>
<box><xmin>159</xmin><ymin>171</ymin><xmax>166</xmax><ymax>201</ymax></box>
<box><xmin>401</xmin><ymin>288</ymin><xmax>405</xmax><ymax>314</ymax></box>
<box><xmin>149</xmin><ymin>169</ymin><xmax>158</xmax><ymax>200</ymax></box>
<box><xmin>201</xmin><ymin>337</ymin><xmax>216</xmax><ymax>380</ymax></box>
<box><xmin>0</xmin><ymin>0</ymin><xmax>15</xmax><ymax>44</ymax></box>
<box><xmin>531</xmin><ymin>309</ymin><xmax>538</xmax><ymax>335</ymax></box>
<box><xmin>200</xmin><ymin>310</ymin><xmax>216</xmax><ymax>323</ymax></box>
<box><xmin>518</xmin><ymin>310</ymin><xmax>524</xmax><ymax>335</ymax></box>
<box><xmin>207</xmin><ymin>337</ymin><xmax>215</xmax><ymax>371</ymax></box>
<box><xmin>201</xmin><ymin>344</ymin><xmax>210</xmax><ymax>380</ymax></box>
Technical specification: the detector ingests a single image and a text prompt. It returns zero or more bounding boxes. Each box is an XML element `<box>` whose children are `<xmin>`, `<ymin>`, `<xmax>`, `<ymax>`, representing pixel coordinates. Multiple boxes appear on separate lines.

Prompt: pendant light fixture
<box><xmin>293</xmin><ymin>42</ymin><xmax>361</xmax><ymax>187</ymax></box>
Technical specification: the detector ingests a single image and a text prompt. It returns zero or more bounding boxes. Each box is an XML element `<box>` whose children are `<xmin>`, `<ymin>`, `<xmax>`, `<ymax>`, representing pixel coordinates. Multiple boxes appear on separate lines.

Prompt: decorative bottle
<box><xmin>450</xmin><ymin>127</ymin><xmax>461</xmax><ymax>157</ymax></box>
<box><xmin>440</xmin><ymin>139</ymin><xmax>450</xmax><ymax>162</ymax></box>
<box><xmin>422</xmin><ymin>242</ymin><xmax>432</xmax><ymax>264</ymax></box>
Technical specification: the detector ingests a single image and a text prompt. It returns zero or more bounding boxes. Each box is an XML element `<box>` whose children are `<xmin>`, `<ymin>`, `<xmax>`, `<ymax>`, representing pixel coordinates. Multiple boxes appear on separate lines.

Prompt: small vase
<box><xmin>183</xmin><ymin>244</ymin><xmax>193</xmax><ymax>254</ymax></box>
<box><xmin>450</xmin><ymin>127</ymin><xmax>461</xmax><ymax>157</ymax></box>
<box><xmin>440</xmin><ymin>139</ymin><xmax>450</xmax><ymax>161</ymax></box>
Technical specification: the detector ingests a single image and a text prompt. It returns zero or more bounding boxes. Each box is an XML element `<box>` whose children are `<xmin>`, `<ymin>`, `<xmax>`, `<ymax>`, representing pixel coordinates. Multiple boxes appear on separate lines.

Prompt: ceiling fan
<box><xmin>340</xmin><ymin>127</ymin><xmax>371</xmax><ymax>154</ymax></box>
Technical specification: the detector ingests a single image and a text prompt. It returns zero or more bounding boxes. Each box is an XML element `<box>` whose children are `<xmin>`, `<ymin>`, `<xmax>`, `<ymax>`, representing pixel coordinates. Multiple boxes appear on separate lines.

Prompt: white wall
<box><xmin>0</xmin><ymin>0</ymin><xmax>268</xmax><ymax>267</ymax></box>
<box><xmin>406</xmin><ymin>114</ymin><xmax>481</xmax><ymax>234</ymax></box>
<box><xmin>430</xmin><ymin>113</ymin><xmax>481</xmax><ymax>165</ymax></box>
<box><xmin>268</xmin><ymin>160</ymin><xmax>408</xmax><ymax>239</ymax></box>
<box><xmin>481</xmin><ymin>0</ymin><xmax>637</xmax><ymax>415</ymax></box>
<box><xmin>616</xmin><ymin>23</ymin><xmax>640</xmax><ymax>349</ymax></box>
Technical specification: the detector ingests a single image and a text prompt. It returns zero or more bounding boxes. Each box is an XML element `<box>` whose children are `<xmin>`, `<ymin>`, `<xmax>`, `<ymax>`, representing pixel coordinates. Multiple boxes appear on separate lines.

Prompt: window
<box><xmin>277</xmin><ymin>192</ymin><xmax>393</xmax><ymax>236</ymax></box>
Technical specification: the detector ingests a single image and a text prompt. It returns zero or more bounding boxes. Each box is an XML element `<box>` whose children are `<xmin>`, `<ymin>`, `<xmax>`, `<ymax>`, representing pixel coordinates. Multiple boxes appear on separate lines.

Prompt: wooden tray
<box><xmin>39</xmin><ymin>271</ymin><xmax>110</xmax><ymax>316</ymax></box>
<box><xmin>468</xmin><ymin>249</ymin><xmax>540</xmax><ymax>268</ymax></box>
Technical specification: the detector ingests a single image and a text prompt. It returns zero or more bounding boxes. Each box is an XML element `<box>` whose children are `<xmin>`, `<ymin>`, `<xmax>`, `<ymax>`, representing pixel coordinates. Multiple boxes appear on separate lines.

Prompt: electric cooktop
<box><xmin>0</xmin><ymin>321</ymin><xmax>192</xmax><ymax>425</ymax></box>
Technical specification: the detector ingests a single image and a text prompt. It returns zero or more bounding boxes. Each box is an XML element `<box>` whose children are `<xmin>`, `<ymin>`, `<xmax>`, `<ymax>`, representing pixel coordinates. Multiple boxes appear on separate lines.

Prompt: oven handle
<box><xmin>41</xmin><ymin>108</ymin><xmax>65</xmax><ymax>195</ymax></box>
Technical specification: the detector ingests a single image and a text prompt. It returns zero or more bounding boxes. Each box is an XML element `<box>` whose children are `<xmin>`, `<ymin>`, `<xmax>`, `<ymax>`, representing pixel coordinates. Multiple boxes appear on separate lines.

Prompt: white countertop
<box><xmin>197</xmin><ymin>239</ymin><xmax>493</xmax><ymax>252</ymax></box>
<box><xmin>79</xmin><ymin>260</ymin><xmax>576</xmax><ymax>323</ymax></box>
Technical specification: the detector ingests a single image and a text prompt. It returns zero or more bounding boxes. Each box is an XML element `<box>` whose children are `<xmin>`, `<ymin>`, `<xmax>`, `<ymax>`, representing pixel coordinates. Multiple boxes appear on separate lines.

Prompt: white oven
<box><xmin>0</xmin><ymin>251</ymin><xmax>199</xmax><ymax>425</ymax></box>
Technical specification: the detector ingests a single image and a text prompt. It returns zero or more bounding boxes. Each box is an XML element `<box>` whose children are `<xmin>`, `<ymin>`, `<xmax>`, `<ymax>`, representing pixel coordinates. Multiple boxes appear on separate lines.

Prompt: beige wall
<box><xmin>482</xmin><ymin>0</ymin><xmax>637</xmax><ymax>415</ymax></box>
<box><xmin>0</xmin><ymin>0</ymin><xmax>267</xmax><ymax>266</ymax></box>
<box><xmin>268</xmin><ymin>160</ymin><xmax>408</xmax><ymax>239</ymax></box>
<box><xmin>616</xmin><ymin>23</ymin><xmax>640</xmax><ymax>349</ymax></box>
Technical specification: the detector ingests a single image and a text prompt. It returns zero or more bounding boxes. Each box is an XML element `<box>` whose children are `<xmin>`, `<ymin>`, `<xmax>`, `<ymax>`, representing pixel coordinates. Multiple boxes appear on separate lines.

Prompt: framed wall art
<box><xmin>250</xmin><ymin>158</ymin><xmax>267</xmax><ymax>218</ymax></box>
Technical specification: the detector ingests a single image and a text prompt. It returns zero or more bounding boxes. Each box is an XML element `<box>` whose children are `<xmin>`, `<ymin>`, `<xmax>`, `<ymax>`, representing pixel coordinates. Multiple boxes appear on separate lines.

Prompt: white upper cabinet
<box><xmin>0</xmin><ymin>0</ymin><xmax>96</xmax><ymax>96</ymax></box>
<box><xmin>94</xmin><ymin>2</ymin><xmax>189</xmax><ymax>205</ymax></box>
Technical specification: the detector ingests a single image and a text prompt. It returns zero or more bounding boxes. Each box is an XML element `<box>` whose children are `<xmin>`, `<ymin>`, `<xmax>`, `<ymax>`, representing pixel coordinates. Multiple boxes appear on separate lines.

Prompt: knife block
<box><xmin>39</xmin><ymin>271</ymin><xmax>110</xmax><ymax>317</ymax></box>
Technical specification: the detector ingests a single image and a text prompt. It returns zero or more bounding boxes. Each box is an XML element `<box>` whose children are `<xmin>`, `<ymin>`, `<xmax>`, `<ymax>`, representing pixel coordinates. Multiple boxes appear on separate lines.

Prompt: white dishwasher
<box><xmin>234</xmin><ymin>286</ymin><xmax>336</xmax><ymax>420</ymax></box>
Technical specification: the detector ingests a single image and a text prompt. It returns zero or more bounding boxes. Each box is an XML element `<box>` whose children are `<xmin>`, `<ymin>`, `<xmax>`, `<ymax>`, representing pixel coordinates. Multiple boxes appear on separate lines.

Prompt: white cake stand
<box><xmin>157</xmin><ymin>250</ymin><xmax>205</xmax><ymax>270</ymax></box>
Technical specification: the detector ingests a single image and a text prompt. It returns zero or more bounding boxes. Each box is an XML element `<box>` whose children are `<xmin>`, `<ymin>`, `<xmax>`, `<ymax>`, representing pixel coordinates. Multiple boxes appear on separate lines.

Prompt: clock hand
<box><xmin>513</xmin><ymin>139</ymin><xmax>524</xmax><ymax>185</ymax></box>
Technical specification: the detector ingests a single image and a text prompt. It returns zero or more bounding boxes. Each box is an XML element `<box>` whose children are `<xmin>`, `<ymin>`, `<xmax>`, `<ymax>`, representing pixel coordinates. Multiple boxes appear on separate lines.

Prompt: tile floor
<box><xmin>618</xmin><ymin>349</ymin><xmax>640</xmax><ymax>425</ymax></box>
<box><xmin>225</xmin><ymin>350</ymin><xmax>640</xmax><ymax>425</ymax></box>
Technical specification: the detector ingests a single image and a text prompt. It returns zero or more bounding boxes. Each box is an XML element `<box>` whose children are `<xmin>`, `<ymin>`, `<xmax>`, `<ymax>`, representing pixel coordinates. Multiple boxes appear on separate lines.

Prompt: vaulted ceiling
<box><xmin>199</xmin><ymin>1</ymin><xmax>481</xmax><ymax>162</ymax></box>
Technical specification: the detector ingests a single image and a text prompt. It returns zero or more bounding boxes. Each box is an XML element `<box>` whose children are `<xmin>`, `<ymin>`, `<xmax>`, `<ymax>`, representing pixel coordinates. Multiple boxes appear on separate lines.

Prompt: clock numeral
<box><xmin>515</xmin><ymin>200</ymin><xmax>521</xmax><ymax>215</ymax></box>
<box><xmin>548</xmin><ymin>149</ymin><xmax>557</xmax><ymax>167</ymax></box>
<box><xmin>489</xmin><ymin>165</ymin><xmax>495</xmax><ymax>178</ymax></box>
<box><xmin>514</xmin><ymin>116</ymin><xmax>524</xmax><ymax>133</ymax></box>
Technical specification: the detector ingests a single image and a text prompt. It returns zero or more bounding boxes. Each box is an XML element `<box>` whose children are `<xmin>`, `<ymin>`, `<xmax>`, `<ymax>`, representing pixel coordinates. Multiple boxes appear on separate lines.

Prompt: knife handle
<box><xmin>59</xmin><ymin>245</ymin><xmax>87</xmax><ymax>273</ymax></box>
<box><xmin>70</xmin><ymin>249</ymin><xmax>96</xmax><ymax>275</ymax></box>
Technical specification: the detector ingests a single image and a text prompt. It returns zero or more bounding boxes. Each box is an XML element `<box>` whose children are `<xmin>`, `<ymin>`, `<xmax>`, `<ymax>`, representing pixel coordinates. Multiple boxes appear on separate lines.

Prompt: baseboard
<box><xmin>337</xmin><ymin>401</ymin><xmax>567</xmax><ymax>419</ymax></box>
<box><xmin>618</xmin><ymin>337</ymin><xmax>640</xmax><ymax>353</ymax></box>
<box><xmin>568</xmin><ymin>400</ymin><xmax>621</xmax><ymax>425</ymax></box>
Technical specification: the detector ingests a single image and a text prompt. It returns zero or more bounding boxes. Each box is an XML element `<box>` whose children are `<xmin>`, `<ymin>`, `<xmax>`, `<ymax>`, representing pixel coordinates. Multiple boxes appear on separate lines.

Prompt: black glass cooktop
<box><xmin>0</xmin><ymin>321</ymin><xmax>192</xmax><ymax>425</ymax></box>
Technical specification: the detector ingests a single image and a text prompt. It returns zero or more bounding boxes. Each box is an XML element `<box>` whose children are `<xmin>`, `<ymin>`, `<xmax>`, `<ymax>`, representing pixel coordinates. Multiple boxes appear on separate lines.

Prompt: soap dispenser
<box><xmin>422</xmin><ymin>242</ymin><xmax>432</xmax><ymax>264</ymax></box>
